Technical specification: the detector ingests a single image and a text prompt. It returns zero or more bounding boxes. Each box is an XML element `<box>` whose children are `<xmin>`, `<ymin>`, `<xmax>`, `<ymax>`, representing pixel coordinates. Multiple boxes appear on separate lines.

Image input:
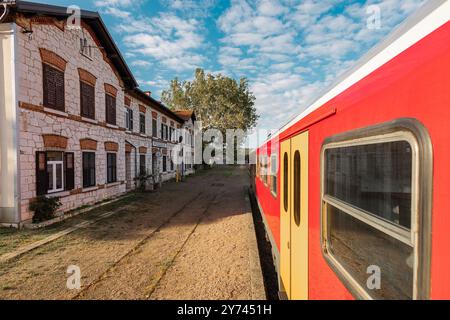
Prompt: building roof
<box><xmin>9</xmin><ymin>1</ymin><xmax>137</xmax><ymax>89</ymax></box>
<box><xmin>7</xmin><ymin>1</ymin><xmax>188</xmax><ymax>125</ymax></box>
<box><xmin>173</xmin><ymin>110</ymin><xmax>196</xmax><ymax>122</ymax></box>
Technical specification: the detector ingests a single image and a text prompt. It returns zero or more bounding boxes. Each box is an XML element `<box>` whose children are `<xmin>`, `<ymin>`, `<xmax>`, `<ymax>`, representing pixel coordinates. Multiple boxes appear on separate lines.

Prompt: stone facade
<box><xmin>0</xmin><ymin>14</ymin><xmax>189</xmax><ymax>225</ymax></box>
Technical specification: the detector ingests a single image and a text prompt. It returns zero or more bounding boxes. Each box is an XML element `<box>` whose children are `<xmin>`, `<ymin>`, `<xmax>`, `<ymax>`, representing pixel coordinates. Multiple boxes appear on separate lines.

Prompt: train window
<box><xmin>293</xmin><ymin>151</ymin><xmax>301</xmax><ymax>226</ymax></box>
<box><xmin>325</xmin><ymin>141</ymin><xmax>412</xmax><ymax>228</ymax></box>
<box><xmin>321</xmin><ymin>121</ymin><xmax>432</xmax><ymax>300</ymax></box>
<box><xmin>262</xmin><ymin>155</ymin><xmax>268</xmax><ymax>186</ymax></box>
<box><xmin>256</xmin><ymin>154</ymin><xmax>259</xmax><ymax>178</ymax></box>
<box><xmin>270</xmin><ymin>154</ymin><xmax>277</xmax><ymax>196</ymax></box>
<box><xmin>283</xmin><ymin>153</ymin><xmax>288</xmax><ymax>212</ymax></box>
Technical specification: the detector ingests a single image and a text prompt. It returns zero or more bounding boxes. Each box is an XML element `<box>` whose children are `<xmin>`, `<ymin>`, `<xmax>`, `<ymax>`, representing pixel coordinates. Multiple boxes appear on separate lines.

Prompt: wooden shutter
<box><xmin>82</xmin><ymin>152</ymin><xmax>89</xmax><ymax>188</ymax></box>
<box><xmin>36</xmin><ymin>152</ymin><xmax>48</xmax><ymax>196</ymax></box>
<box><xmin>83</xmin><ymin>152</ymin><xmax>96</xmax><ymax>188</ymax></box>
<box><xmin>55</xmin><ymin>68</ymin><xmax>65</xmax><ymax>111</ymax></box>
<box><xmin>43</xmin><ymin>64</ymin><xmax>56</xmax><ymax>109</ymax></box>
<box><xmin>152</xmin><ymin>119</ymin><xmax>157</xmax><ymax>137</ymax></box>
<box><xmin>80</xmin><ymin>82</ymin><xmax>95</xmax><ymax>119</ymax></box>
<box><xmin>43</xmin><ymin>64</ymin><xmax>65</xmax><ymax>111</ymax></box>
<box><xmin>65</xmin><ymin>152</ymin><xmax>75</xmax><ymax>191</ymax></box>
<box><xmin>106</xmin><ymin>94</ymin><xmax>116</xmax><ymax>125</ymax></box>
<box><xmin>129</xmin><ymin>109</ymin><xmax>133</xmax><ymax>130</ymax></box>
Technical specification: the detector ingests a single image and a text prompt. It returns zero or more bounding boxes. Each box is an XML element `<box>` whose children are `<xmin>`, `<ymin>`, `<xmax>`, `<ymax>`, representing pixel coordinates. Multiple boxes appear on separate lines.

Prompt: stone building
<box><xmin>174</xmin><ymin>110</ymin><xmax>196</xmax><ymax>177</ymax></box>
<box><xmin>0</xmin><ymin>2</ymin><xmax>194</xmax><ymax>226</ymax></box>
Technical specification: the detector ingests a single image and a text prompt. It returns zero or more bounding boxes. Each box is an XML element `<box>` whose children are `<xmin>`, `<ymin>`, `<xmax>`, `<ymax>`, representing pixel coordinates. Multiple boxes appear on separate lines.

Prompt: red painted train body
<box><xmin>253</xmin><ymin>1</ymin><xmax>450</xmax><ymax>300</ymax></box>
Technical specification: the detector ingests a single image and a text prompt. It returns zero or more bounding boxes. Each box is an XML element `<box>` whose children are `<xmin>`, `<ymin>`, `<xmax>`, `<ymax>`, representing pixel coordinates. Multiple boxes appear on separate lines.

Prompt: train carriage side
<box><xmin>255</xmin><ymin>2</ymin><xmax>450</xmax><ymax>300</ymax></box>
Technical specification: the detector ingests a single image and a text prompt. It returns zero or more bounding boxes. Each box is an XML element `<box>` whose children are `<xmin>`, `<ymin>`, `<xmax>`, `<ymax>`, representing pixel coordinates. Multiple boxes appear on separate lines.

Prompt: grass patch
<box><xmin>223</xmin><ymin>171</ymin><xmax>233</xmax><ymax>177</ymax></box>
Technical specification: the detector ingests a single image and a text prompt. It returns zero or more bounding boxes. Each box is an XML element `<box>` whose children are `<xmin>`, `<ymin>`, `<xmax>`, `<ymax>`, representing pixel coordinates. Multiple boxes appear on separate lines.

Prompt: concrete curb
<box><xmin>0</xmin><ymin>210</ymin><xmax>117</xmax><ymax>264</ymax></box>
<box><xmin>245</xmin><ymin>187</ymin><xmax>267</xmax><ymax>300</ymax></box>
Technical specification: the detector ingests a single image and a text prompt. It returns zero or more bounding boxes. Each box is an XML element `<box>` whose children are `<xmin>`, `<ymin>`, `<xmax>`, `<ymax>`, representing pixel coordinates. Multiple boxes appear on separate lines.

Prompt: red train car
<box><xmin>254</xmin><ymin>1</ymin><xmax>450</xmax><ymax>300</ymax></box>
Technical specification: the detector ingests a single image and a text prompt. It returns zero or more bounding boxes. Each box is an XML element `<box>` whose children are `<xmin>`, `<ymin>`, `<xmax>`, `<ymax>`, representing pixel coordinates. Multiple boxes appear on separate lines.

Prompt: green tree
<box><xmin>162</xmin><ymin>68</ymin><xmax>259</xmax><ymax>134</ymax></box>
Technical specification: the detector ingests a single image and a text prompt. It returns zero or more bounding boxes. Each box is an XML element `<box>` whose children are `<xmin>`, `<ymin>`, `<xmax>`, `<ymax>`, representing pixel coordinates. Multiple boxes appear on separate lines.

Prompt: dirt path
<box><xmin>0</xmin><ymin>167</ymin><xmax>263</xmax><ymax>300</ymax></box>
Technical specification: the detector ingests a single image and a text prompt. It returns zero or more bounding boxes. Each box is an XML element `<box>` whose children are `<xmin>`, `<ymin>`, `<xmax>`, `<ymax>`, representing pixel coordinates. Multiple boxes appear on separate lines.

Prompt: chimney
<box><xmin>144</xmin><ymin>91</ymin><xmax>151</xmax><ymax>97</ymax></box>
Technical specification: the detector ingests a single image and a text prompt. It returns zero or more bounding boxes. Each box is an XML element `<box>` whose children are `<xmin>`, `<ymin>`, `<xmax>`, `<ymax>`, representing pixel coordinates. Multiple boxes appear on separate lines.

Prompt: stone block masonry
<box><xmin>0</xmin><ymin>12</ymin><xmax>191</xmax><ymax>225</ymax></box>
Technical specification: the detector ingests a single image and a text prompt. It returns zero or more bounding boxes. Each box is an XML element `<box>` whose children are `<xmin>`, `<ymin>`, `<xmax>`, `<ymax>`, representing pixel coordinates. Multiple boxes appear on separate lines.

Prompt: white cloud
<box><xmin>257</xmin><ymin>0</ymin><xmax>287</xmax><ymax>17</ymax></box>
<box><xmin>98</xmin><ymin>0</ymin><xmax>427</xmax><ymax>132</ymax></box>
<box><xmin>217</xmin><ymin>0</ymin><xmax>426</xmax><ymax>131</ymax></box>
<box><xmin>131</xmin><ymin>60</ymin><xmax>151</xmax><ymax>67</ymax></box>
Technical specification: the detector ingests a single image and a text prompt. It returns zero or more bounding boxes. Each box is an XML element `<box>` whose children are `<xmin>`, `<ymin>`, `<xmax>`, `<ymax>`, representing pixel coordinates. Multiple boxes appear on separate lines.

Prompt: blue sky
<box><xmin>39</xmin><ymin>0</ymin><xmax>426</xmax><ymax>131</ymax></box>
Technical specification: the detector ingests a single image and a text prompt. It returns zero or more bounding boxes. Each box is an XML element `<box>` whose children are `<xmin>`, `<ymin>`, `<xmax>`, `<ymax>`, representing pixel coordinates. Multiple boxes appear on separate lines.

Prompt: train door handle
<box><xmin>287</xmin><ymin>242</ymin><xmax>290</xmax><ymax>250</ymax></box>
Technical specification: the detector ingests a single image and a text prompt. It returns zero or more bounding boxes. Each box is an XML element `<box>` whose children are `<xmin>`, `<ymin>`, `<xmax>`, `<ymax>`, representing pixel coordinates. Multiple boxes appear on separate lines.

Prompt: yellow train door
<box><xmin>280</xmin><ymin>139</ymin><xmax>291</xmax><ymax>298</ymax></box>
<box><xmin>280</xmin><ymin>132</ymin><xmax>309</xmax><ymax>300</ymax></box>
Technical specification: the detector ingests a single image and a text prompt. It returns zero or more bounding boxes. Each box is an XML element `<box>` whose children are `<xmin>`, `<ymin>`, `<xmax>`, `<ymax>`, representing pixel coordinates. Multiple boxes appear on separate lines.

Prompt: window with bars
<box><xmin>105</xmin><ymin>94</ymin><xmax>116</xmax><ymax>125</ymax></box>
<box><xmin>82</xmin><ymin>152</ymin><xmax>96</xmax><ymax>188</ymax></box>
<box><xmin>80</xmin><ymin>81</ymin><xmax>95</xmax><ymax>119</ymax></box>
<box><xmin>43</xmin><ymin>64</ymin><xmax>65</xmax><ymax>111</ymax></box>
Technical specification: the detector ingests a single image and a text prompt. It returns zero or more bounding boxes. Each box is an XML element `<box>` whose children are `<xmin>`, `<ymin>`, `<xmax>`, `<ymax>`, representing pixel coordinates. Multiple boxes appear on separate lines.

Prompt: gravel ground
<box><xmin>0</xmin><ymin>166</ymin><xmax>260</xmax><ymax>300</ymax></box>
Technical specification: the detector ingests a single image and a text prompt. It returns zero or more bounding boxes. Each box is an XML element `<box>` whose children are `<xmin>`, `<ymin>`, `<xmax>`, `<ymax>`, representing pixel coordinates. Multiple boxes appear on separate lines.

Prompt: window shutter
<box><xmin>129</xmin><ymin>109</ymin><xmax>133</xmax><ymax>130</ymax></box>
<box><xmin>106</xmin><ymin>94</ymin><xmax>116</xmax><ymax>125</ymax></box>
<box><xmin>55</xmin><ymin>69</ymin><xmax>65</xmax><ymax>111</ymax></box>
<box><xmin>65</xmin><ymin>153</ymin><xmax>75</xmax><ymax>191</ymax></box>
<box><xmin>43</xmin><ymin>64</ymin><xmax>56</xmax><ymax>109</ymax></box>
<box><xmin>111</xmin><ymin>98</ymin><xmax>116</xmax><ymax>125</ymax></box>
<box><xmin>82</xmin><ymin>153</ymin><xmax>89</xmax><ymax>188</ymax></box>
<box><xmin>36</xmin><ymin>152</ymin><xmax>48</xmax><ymax>196</ymax></box>
<box><xmin>80</xmin><ymin>82</ymin><xmax>95</xmax><ymax>119</ymax></box>
<box><xmin>43</xmin><ymin>64</ymin><xmax>65</xmax><ymax>111</ymax></box>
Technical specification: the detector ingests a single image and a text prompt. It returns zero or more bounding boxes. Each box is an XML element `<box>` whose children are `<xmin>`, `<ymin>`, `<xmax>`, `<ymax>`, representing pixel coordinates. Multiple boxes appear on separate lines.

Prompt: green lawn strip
<box><xmin>0</xmin><ymin>193</ymin><xmax>142</xmax><ymax>256</ymax></box>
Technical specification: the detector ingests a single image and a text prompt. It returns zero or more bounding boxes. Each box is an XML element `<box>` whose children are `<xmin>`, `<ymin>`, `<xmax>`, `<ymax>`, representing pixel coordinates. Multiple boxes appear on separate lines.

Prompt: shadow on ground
<box><xmin>248</xmin><ymin>187</ymin><xmax>279</xmax><ymax>300</ymax></box>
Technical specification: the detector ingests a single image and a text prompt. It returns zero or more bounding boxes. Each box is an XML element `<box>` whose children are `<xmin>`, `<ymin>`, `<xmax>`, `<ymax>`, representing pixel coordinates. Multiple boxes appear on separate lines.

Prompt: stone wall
<box><xmin>14</xmin><ymin>20</ymin><xmax>181</xmax><ymax>222</ymax></box>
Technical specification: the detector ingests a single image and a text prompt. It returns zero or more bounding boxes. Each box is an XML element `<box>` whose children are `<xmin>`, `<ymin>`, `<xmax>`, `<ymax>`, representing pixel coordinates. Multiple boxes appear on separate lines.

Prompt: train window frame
<box><xmin>256</xmin><ymin>153</ymin><xmax>260</xmax><ymax>178</ymax></box>
<box><xmin>262</xmin><ymin>154</ymin><xmax>269</xmax><ymax>187</ymax></box>
<box><xmin>270</xmin><ymin>153</ymin><xmax>277</xmax><ymax>197</ymax></box>
<box><xmin>320</xmin><ymin>119</ymin><xmax>433</xmax><ymax>300</ymax></box>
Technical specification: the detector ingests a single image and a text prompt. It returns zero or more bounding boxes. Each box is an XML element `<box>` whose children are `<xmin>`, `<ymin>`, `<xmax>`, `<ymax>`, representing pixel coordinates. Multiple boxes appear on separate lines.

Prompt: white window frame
<box><xmin>47</xmin><ymin>155</ymin><xmax>64</xmax><ymax>194</ymax></box>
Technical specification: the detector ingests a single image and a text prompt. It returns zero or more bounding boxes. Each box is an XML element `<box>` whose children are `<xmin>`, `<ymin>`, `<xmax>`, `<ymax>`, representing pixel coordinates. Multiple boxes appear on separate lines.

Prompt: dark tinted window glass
<box><xmin>325</xmin><ymin>141</ymin><xmax>412</xmax><ymax>229</ymax></box>
<box><xmin>283</xmin><ymin>153</ymin><xmax>288</xmax><ymax>212</ymax></box>
<box><xmin>293</xmin><ymin>151</ymin><xmax>301</xmax><ymax>226</ymax></box>
<box><xmin>328</xmin><ymin>205</ymin><xmax>413</xmax><ymax>300</ymax></box>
